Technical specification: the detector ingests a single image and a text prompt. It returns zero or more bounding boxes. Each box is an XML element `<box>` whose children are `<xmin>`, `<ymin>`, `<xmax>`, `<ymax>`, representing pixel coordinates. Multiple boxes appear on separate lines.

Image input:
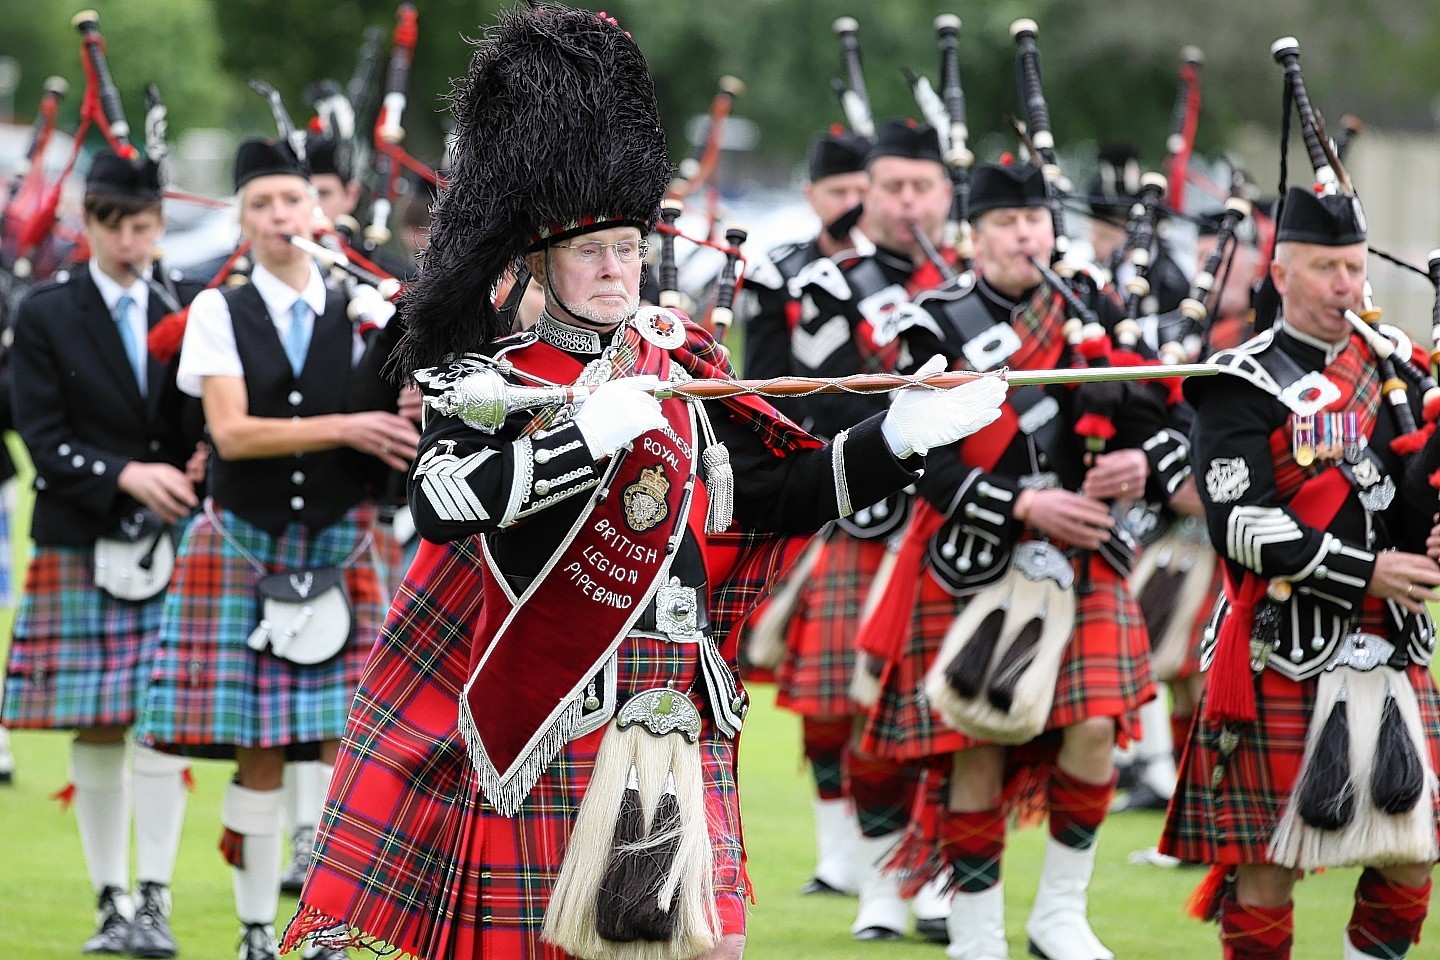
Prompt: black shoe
<box><xmin>81</xmin><ymin>887</ymin><xmax>131</xmax><ymax>955</ymax></box>
<box><xmin>238</xmin><ymin>923</ymin><xmax>279</xmax><ymax>960</ymax></box>
<box><xmin>852</xmin><ymin>926</ymin><xmax>904</xmax><ymax>942</ymax></box>
<box><xmin>800</xmin><ymin>876</ymin><xmax>851</xmax><ymax>896</ymax></box>
<box><xmin>1112</xmin><ymin>780</ymin><xmax>1171</xmax><ymax>814</ymax></box>
<box><xmin>914</xmin><ymin>916</ymin><xmax>948</xmax><ymax>944</ymax></box>
<box><xmin>281</xmin><ymin>826</ymin><xmax>315</xmax><ymax>894</ymax></box>
<box><xmin>126</xmin><ymin>882</ymin><xmax>178</xmax><ymax>959</ymax></box>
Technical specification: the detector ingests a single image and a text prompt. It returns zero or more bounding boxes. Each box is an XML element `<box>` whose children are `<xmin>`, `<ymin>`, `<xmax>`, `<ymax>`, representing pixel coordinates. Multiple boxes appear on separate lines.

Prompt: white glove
<box><xmin>573</xmin><ymin>375</ymin><xmax>667</xmax><ymax>459</ymax></box>
<box><xmin>881</xmin><ymin>355</ymin><xmax>1007</xmax><ymax>457</ymax></box>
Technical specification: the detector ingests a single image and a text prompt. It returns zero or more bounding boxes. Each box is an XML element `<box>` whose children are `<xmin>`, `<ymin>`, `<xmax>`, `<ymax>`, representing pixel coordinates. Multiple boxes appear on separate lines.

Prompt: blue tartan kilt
<box><xmin>3</xmin><ymin>545</ymin><xmax>165</xmax><ymax>729</ymax></box>
<box><xmin>136</xmin><ymin>500</ymin><xmax>386</xmax><ymax>753</ymax></box>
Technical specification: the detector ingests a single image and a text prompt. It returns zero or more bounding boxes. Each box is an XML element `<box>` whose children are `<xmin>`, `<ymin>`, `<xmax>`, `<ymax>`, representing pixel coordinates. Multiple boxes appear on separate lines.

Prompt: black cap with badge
<box><xmin>968</xmin><ymin>162</ymin><xmax>1048</xmax><ymax>218</ymax></box>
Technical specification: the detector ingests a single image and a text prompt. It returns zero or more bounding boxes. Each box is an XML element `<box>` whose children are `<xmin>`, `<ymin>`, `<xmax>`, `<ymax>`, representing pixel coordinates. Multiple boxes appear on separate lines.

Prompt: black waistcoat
<box><xmin>209</xmin><ymin>283</ymin><xmax>369</xmax><ymax>534</ymax></box>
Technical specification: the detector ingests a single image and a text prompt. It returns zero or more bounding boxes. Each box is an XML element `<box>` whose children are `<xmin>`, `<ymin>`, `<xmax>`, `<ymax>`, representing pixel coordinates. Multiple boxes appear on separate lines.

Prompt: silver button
<box><xmin>91</xmin><ymin>461</ymin><xmax>105</xmax><ymax>475</ymax></box>
<box><xmin>940</xmin><ymin>542</ymin><xmax>958</xmax><ymax>559</ymax></box>
<box><xmin>291</xmin><ymin>471</ymin><xmax>306</xmax><ymax>485</ymax></box>
<box><xmin>149</xmin><ymin>440</ymin><xmax>161</xmax><ymax>452</ymax></box>
<box><xmin>977</xmin><ymin>549</ymin><xmax>993</xmax><ymax>565</ymax></box>
<box><xmin>290</xmin><ymin>496</ymin><xmax>305</xmax><ymax>510</ymax></box>
<box><xmin>956</xmin><ymin>556</ymin><xmax>972</xmax><ymax>572</ymax></box>
<box><xmin>1310</xmin><ymin>636</ymin><xmax>1325</xmax><ymax>650</ymax></box>
<box><xmin>534</xmin><ymin>448</ymin><xmax>552</xmax><ymax>465</ymax></box>
<box><xmin>57</xmin><ymin>443</ymin><xmax>71</xmax><ymax>456</ymax></box>
<box><xmin>1313</xmin><ymin>565</ymin><xmax>1328</xmax><ymax>580</ymax></box>
<box><xmin>34</xmin><ymin>477</ymin><xmax>46</xmax><ymax>490</ymax></box>
<box><xmin>963</xmin><ymin>502</ymin><xmax>978</xmax><ymax>517</ymax></box>
<box><xmin>71</xmin><ymin>454</ymin><xmax>85</xmax><ymax>468</ymax></box>
<box><xmin>288</xmin><ymin>390</ymin><xmax>303</xmax><ymax>406</ymax></box>
<box><xmin>1289</xmin><ymin>648</ymin><xmax>1304</xmax><ymax>662</ymax></box>
<box><xmin>535</xmin><ymin>480</ymin><xmax>551</xmax><ymax>496</ymax></box>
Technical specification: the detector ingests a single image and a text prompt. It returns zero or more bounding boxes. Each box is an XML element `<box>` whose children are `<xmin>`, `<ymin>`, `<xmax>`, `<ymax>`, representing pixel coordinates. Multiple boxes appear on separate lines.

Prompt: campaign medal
<box><xmin>1343</xmin><ymin>411</ymin><xmax>1363</xmax><ymax>463</ymax></box>
<box><xmin>1293</xmin><ymin>414</ymin><xmax>1315</xmax><ymax>467</ymax></box>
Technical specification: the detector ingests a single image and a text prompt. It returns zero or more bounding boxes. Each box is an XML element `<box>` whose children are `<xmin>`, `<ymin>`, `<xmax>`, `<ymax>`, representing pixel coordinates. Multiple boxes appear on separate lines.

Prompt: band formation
<box><xmin>0</xmin><ymin>5</ymin><xmax>1437</xmax><ymax>960</ymax></box>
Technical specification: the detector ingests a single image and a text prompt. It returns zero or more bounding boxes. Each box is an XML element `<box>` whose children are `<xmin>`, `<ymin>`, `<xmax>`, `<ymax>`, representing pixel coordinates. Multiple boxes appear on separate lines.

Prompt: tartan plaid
<box><xmin>371</xmin><ymin>523</ymin><xmax>408</xmax><ymax>605</ymax></box>
<box><xmin>285</xmin><ymin>539</ymin><xmax>749</xmax><ymax>959</ymax></box>
<box><xmin>859</xmin><ymin>554</ymin><xmax>1154</xmax><ymax>763</ymax></box>
<box><xmin>135</xmin><ymin>502</ymin><xmax>385</xmax><ymax>750</ymax></box>
<box><xmin>1160</xmin><ymin>663</ymin><xmax>1440</xmax><ymax>865</ymax></box>
<box><xmin>3</xmin><ymin>546</ymin><xmax>165</xmax><ymax>728</ymax></box>
<box><xmin>775</xmin><ymin>530</ymin><xmax>888</xmax><ymax>716</ymax></box>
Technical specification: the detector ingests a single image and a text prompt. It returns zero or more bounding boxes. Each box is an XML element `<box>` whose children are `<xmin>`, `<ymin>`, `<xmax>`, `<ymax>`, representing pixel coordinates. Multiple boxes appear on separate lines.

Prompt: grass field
<box><xmin>3</xmin><ymin>684</ymin><xmax>1438</xmax><ymax>958</ymax></box>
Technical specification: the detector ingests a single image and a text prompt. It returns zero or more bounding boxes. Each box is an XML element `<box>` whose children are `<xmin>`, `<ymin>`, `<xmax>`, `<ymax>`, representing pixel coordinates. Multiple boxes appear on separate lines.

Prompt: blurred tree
<box><xmin>0</xmin><ymin>0</ymin><xmax>239</xmax><ymax>140</ymax></box>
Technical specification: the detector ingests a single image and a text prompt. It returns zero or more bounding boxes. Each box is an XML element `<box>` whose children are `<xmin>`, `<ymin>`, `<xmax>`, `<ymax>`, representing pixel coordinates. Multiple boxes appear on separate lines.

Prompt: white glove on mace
<box><xmin>573</xmin><ymin>375</ymin><xmax>668</xmax><ymax>459</ymax></box>
<box><xmin>881</xmin><ymin>355</ymin><xmax>1007</xmax><ymax>457</ymax></box>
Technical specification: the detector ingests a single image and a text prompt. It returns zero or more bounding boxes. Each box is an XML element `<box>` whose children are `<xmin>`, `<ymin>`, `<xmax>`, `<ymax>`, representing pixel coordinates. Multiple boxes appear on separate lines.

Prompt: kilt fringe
<box><xmin>544</xmin><ymin>719</ymin><xmax>719</xmax><ymax>960</ymax></box>
<box><xmin>281</xmin><ymin>905</ymin><xmax>402</xmax><ymax>957</ymax></box>
<box><xmin>924</xmin><ymin>570</ymin><xmax>1074</xmax><ymax>745</ymax></box>
<box><xmin>1268</xmin><ymin>667</ymin><xmax>1439</xmax><ymax>869</ymax></box>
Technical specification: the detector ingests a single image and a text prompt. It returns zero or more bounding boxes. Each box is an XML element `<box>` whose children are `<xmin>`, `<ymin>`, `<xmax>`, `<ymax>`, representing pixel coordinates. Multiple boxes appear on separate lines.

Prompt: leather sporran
<box><xmin>93</xmin><ymin>508</ymin><xmax>175</xmax><ymax>602</ymax></box>
<box><xmin>246</xmin><ymin>567</ymin><xmax>352</xmax><ymax>666</ymax></box>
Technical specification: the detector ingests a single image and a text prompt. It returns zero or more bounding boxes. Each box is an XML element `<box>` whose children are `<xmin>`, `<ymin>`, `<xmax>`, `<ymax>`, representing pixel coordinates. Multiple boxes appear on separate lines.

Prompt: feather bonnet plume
<box><xmin>394</xmin><ymin>3</ymin><xmax>671</xmax><ymax>374</ymax></box>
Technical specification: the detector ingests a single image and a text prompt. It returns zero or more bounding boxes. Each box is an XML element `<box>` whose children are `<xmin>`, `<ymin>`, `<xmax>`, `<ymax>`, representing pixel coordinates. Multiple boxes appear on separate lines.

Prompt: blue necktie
<box><xmin>113</xmin><ymin>293</ymin><xmax>146</xmax><ymax>395</ymax></box>
<box><xmin>285</xmin><ymin>299</ymin><xmax>312</xmax><ymax>376</ymax></box>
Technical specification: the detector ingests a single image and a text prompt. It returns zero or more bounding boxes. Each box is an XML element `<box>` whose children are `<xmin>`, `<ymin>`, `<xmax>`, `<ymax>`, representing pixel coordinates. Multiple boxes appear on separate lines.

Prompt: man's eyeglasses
<box><xmin>550</xmin><ymin>239</ymin><xmax>650</xmax><ymax>264</ymax></box>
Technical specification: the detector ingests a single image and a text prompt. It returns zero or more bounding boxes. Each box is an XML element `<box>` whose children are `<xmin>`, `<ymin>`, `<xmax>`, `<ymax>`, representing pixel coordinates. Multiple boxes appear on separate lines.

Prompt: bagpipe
<box><xmin>649</xmin><ymin>75</ymin><xmax>750</xmax><ymax>342</ymax></box>
<box><xmin>363</xmin><ymin>3</ymin><xmax>442</xmax><ymax>252</ymax></box>
<box><xmin>903</xmin><ymin>15</ymin><xmax>975</xmax><ymax>277</ymax></box>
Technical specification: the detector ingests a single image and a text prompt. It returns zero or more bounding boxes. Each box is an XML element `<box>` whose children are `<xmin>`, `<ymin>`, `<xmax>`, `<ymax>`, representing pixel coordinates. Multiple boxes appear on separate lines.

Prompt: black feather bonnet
<box><xmin>395</xmin><ymin>4</ymin><xmax>672</xmax><ymax>373</ymax></box>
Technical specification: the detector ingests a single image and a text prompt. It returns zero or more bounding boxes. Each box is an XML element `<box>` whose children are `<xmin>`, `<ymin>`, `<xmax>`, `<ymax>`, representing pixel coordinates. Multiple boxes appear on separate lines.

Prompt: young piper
<box><xmin>135</xmin><ymin>137</ymin><xmax>418</xmax><ymax>960</ymax></box>
<box><xmin>3</xmin><ymin>150</ymin><xmax>203</xmax><ymax>958</ymax></box>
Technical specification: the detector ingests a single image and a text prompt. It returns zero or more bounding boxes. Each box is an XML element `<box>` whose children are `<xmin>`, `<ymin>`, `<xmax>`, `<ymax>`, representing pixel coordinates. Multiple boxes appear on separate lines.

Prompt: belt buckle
<box><xmin>1326</xmin><ymin>631</ymin><xmax>1394</xmax><ymax>673</ymax></box>
<box><xmin>655</xmin><ymin>576</ymin><xmax>703</xmax><ymax>642</ymax></box>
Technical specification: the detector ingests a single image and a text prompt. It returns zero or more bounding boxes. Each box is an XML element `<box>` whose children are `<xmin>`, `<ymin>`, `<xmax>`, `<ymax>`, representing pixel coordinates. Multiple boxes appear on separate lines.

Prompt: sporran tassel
<box><xmin>1371</xmin><ymin>690</ymin><xmax>1425</xmax><ymax>815</ymax></box>
<box><xmin>986</xmin><ymin>616</ymin><xmax>1044</xmax><ymax>711</ymax></box>
<box><xmin>1296</xmin><ymin>683</ymin><xmax>1355</xmax><ymax>830</ymax></box>
<box><xmin>944</xmin><ymin>606</ymin><xmax>1005</xmax><ymax>699</ymax></box>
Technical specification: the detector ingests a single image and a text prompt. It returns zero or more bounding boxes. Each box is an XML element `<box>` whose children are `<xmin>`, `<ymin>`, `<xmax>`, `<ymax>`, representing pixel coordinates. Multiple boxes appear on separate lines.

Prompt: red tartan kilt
<box><xmin>859</xmin><ymin>554</ymin><xmax>1154</xmax><ymax>762</ymax></box>
<box><xmin>1160</xmin><ymin>662</ymin><xmax>1440</xmax><ymax>865</ymax></box>
<box><xmin>775</xmin><ymin>531</ymin><xmax>887</xmax><ymax>717</ymax></box>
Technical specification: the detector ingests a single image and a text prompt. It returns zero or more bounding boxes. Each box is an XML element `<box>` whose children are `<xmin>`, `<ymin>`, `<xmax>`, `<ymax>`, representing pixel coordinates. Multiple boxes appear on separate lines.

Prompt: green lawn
<box><xmin>2</xmin><ymin>684</ymin><xmax>1437</xmax><ymax>958</ymax></box>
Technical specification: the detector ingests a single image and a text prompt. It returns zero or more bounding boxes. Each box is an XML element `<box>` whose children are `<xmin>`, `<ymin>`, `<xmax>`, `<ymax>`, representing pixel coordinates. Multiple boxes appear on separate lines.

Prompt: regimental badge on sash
<box><xmin>622</xmin><ymin>463</ymin><xmax>671</xmax><ymax>533</ymax></box>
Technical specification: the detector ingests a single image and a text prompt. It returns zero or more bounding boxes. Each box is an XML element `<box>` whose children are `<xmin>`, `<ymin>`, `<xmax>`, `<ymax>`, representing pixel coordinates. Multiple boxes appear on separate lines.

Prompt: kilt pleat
<box><xmin>1159</xmin><ymin>663</ymin><xmax>1440</xmax><ymax>864</ymax></box>
<box><xmin>860</xmin><ymin>553</ymin><xmax>1154</xmax><ymax>763</ymax></box>
<box><xmin>288</xmin><ymin>539</ymin><xmax>749</xmax><ymax>960</ymax></box>
<box><xmin>775</xmin><ymin>531</ymin><xmax>887</xmax><ymax>717</ymax></box>
<box><xmin>136</xmin><ymin>501</ymin><xmax>385</xmax><ymax>750</ymax></box>
<box><xmin>3</xmin><ymin>546</ymin><xmax>165</xmax><ymax>729</ymax></box>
